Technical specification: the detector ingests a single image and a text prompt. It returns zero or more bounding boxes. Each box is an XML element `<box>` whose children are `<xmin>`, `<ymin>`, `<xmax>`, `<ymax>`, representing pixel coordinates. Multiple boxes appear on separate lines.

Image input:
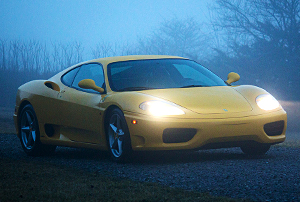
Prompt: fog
<box><xmin>0</xmin><ymin>0</ymin><xmax>209</xmax><ymax>49</ymax></box>
<box><xmin>0</xmin><ymin>0</ymin><xmax>299</xmax><ymax>135</ymax></box>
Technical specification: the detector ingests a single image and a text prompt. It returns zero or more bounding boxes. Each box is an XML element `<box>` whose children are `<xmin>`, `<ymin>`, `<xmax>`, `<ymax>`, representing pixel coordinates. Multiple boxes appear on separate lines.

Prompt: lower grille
<box><xmin>163</xmin><ymin>128</ymin><xmax>197</xmax><ymax>143</ymax></box>
<box><xmin>264</xmin><ymin>120</ymin><xmax>285</xmax><ymax>136</ymax></box>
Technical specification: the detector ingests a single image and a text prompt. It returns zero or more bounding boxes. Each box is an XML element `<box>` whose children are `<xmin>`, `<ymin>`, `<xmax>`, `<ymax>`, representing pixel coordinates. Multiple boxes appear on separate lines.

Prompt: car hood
<box><xmin>141</xmin><ymin>86</ymin><xmax>253</xmax><ymax>114</ymax></box>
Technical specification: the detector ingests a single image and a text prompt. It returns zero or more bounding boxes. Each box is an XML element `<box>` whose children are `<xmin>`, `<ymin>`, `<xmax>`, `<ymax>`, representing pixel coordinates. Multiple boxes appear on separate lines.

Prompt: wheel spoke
<box><xmin>118</xmin><ymin>138</ymin><xmax>123</xmax><ymax>154</ymax></box>
<box><xmin>110</xmin><ymin>124</ymin><xmax>118</xmax><ymax>133</ymax></box>
<box><xmin>111</xmin><ymin>138</ymin><xmax>119</xmax><ymax>150</ymax></box>
<box><xmin>25</xmin><ymin>112</ymin><xmax>33</xmax><ymax>125</ymax></box>
<box><xmin>21</xmin><ymin>126</ymin><xmax>30</xmax><ymax>133</ymax></box>
<box><xmin>26</xmin><ymin>132</ymin><xmax>33</xmax><ymax>147</ymax></box>
<box><xmin>31</xmin><ymin>130</ymin><xmax>36</xmax><ymax>142</ymax></box>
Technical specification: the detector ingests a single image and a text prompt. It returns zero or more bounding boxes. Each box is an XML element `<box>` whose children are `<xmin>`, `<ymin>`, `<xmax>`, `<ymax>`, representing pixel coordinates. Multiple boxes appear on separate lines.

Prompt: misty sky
<box><xmin>1</xmin><ymin>0</ymin><xmax>210</xmax><ymax>48</ymax></box>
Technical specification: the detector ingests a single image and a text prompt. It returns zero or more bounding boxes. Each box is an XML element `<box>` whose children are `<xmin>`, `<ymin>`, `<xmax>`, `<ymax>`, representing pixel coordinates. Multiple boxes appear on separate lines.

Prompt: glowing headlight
<box><xmin>139</xmin><ymin>100</ymin><xmax>185</xmax><ymax>116</ymax></box>
<box><xmin>256</xmin><ymin>94</ymin><xmax>280</xmax><ymax>111</ymax></box>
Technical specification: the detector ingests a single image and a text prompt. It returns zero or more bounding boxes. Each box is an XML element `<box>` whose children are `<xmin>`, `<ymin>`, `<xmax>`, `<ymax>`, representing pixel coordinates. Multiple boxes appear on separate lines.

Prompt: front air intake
<box><xmin>264</xmin><ymin>120</ymin><xmax>285</xmax><ymax>136</ymax></box>
<box><xmin>163</xmin><ymin>128</ymin><xmax>197</xmax><ymax>143</ymax></box>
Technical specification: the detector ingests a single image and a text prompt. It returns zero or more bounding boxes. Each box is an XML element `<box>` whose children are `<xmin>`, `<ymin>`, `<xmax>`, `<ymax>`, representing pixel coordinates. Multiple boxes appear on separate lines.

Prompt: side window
<box><xmin>72</xmin><ymin>63</ymin><xmax>105</xmax><ymax>93</ymax></box>
<box><xmin>61</xmin><ymin>67</ymin><xmax>79</xmax><ymax>86</ymax></box>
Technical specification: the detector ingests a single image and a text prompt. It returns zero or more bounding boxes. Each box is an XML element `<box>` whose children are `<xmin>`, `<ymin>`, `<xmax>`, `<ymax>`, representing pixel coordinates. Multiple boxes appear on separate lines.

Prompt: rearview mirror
<box><xmin>226</xmin><ymin>72</ymin><xmax>240</xmax><ymax>84</ymax></box>
<box><xmin>78</xmin><ymin>79</ymin><xmax>104</xmax><ymax>93</ymax></box>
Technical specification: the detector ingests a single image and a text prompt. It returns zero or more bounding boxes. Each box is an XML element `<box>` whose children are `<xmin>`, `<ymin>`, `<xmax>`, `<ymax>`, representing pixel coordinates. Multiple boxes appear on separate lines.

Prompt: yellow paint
<box><xmin>13</xmin><ymin>55</ymin><xmax>287</xmax><ymax>151</ymax></box>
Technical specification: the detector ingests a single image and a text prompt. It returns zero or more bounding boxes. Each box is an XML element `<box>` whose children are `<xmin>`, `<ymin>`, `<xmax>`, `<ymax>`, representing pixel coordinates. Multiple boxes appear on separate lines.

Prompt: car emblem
<box><xmin>223</xmin><ymin>109</ymin><xmax>228</xmax><ymax>112</ymax></box>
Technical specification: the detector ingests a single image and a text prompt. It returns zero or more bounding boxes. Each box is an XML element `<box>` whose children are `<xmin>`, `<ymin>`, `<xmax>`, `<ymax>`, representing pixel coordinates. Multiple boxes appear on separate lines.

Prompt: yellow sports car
<box><xmin>13</xmin><ymin>55</ymin><xmax>287</xmax><ymax>162</ymax></box>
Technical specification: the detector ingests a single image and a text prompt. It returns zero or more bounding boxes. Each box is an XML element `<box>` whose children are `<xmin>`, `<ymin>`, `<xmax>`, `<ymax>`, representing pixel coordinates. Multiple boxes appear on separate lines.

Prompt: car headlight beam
<box><xmin>139</xmin><ymin>100</ymin><xmax>185</xmax><ymax>116</ymax></box>
<box><xmin>256</xmin><ymin>94</ymin><xmax>280</xmax><ymax>111</ymax></box>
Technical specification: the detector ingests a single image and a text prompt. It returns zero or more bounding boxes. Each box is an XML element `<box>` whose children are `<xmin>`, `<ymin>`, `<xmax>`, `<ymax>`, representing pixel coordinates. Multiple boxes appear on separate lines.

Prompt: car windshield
<box><xmin>107</xmin><ymin>59</ymin><xmax>226</xmax><ymax>91</ymax></box>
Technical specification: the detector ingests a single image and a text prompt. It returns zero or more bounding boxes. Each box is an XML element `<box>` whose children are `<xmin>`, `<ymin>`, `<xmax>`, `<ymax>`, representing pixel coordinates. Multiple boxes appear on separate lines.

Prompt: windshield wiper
<box><xmin>180</xmin><ymin>85</ymin><xmax>204</xmax><ymax>88</ymax></box>
<box><xmin>118</xmin><ymin>87</ymin><xmax>156</xmax><ymax>91</ymax></box>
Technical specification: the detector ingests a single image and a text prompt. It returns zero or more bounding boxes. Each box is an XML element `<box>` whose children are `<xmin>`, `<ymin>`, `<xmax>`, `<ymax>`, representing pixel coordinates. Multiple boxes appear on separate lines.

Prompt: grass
<box><xmin>0</xmin><ymin>158</ymin><xmax>247</xmax><ymax>202</ymax></box>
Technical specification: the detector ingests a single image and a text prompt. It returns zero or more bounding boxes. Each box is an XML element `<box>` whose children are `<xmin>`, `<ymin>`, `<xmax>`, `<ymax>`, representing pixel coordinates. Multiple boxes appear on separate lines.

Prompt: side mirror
<box><xmin>78</xmin><ymin>79</ymin><xmax>105</xmax><ymax>93</ymax></box>
<box><xmin>226</xmin><ymin>72</ymin><xmax>240</xmax><ymax>84</ymax></box>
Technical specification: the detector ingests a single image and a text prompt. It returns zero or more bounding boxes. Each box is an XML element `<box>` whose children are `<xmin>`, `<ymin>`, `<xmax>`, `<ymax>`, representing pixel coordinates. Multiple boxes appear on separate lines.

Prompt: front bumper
<box><xmin>125</xmin><ymin>109</ymin><xmax>287</xmax><ymax>151</ymax></box>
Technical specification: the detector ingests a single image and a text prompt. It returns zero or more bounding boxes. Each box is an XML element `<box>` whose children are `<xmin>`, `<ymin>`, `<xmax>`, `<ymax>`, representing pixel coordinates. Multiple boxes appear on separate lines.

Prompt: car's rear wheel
<box><xmin>19</xmin><ymin>104</ymin><xmax>56</xmax><ymax>156</ymax></box>
<box><xmin>240</xmin><ymin>142</ymin><xmax>270</xmax><ymax>155</ymax></box>
<box><xmin>106</xmin><ymin>108</ymin><xmax>132</xmax><ymax>162</ymax></box>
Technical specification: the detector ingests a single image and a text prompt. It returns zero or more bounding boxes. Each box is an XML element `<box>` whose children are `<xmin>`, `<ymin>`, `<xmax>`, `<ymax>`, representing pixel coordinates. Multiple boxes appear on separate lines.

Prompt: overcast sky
<box><xmin>1</xmin><ymin>0</ymin><xmax>210</xmax><ymax>48</ymax></box>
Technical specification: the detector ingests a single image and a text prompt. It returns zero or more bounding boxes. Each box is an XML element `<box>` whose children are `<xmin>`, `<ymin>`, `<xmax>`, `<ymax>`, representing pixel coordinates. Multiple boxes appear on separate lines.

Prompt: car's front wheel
<box><xmin>240</xmin><ymin>142</ymin><xmax>271</xmax><ymax>155</ymax></box>
<box><xmin>19</xmin><ymin>104</ymin><xmax>56</xmax><ymax>156</ymax></box>
<box><xmin>106</xmin><ymin>108</ymin><xmax>132</xmax><ymax>162</ymax></box>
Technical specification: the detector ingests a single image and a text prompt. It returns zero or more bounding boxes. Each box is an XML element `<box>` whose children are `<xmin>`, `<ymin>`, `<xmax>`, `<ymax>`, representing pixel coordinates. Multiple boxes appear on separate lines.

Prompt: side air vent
<box><xmin>44</xmin><ymin>81</ymin><xmax>60</xmax><ymax>92</ymax></box>
<box><xmin>44</xmin><ymin>124</ymin><xmax>55</xmax><ymax>137</ymax></box>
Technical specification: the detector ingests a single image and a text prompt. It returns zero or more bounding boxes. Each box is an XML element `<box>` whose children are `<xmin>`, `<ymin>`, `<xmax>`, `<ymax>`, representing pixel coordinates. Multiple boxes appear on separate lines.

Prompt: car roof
<box><xmin>49</xmin><ymin>55</ymin><xmax>186</xmax><ymax>81</ymax></box>
<box><xmin>87</xmin><ymin>55</ymin><xmax>186</xmax><ymax>66</ymax></box>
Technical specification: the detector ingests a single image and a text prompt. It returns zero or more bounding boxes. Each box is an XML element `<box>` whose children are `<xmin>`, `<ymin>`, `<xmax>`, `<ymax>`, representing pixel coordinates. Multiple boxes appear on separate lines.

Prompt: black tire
<box><xmin>106</xmin><ymin>108</ymin><xmax>132</xmax><ymax>163</ymax></box>
<box><xmin>240</xmin><ymin>142</ymin><xmax>271</xmax><ymax>155</ymax></box>
<box><xmin>19</xmin><ymin>104</ymin><xmax>56</xmax><ymax>156</ymax></box>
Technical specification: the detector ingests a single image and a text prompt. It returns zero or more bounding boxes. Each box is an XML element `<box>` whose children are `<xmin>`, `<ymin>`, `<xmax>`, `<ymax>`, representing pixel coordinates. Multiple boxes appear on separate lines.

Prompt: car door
<box><xmin>58</xmin><ymin>63</ymin><xmax>107</xmax><ymax>144</ymax></box>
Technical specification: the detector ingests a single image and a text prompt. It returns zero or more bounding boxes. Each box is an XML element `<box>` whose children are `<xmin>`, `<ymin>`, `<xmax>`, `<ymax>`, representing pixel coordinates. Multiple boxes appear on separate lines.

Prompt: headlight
<box><xmin>256</xmin><ymin>94</ymin><xmax>280</xmax><ymax>111</ymax></box>
<box><xmin>139</xmin><ymin>100</ymin><xmax>185</xmax><ymax>116</ymax></box>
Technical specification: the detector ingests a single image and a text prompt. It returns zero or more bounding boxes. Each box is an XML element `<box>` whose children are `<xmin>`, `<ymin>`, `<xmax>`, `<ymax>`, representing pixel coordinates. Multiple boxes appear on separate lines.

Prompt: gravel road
<box><xmin>1</xmin><ymin>133</ymin><xmax>299</xmax><ymax>202</ymax></box>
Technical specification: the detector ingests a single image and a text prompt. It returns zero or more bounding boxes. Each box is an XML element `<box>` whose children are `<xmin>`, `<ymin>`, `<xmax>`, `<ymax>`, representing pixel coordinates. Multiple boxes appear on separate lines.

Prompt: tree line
<box><xmin>1</xmin><ymin>0</ymin><xmax>299</xmax><ymax>108</ymax></box>
<box><xmin>208</xmin><ymin>0</ymin><xmax>300</xmax><ymax>100</ymax></box>
<box><xmin>0</xmin><ymin>40</ymin><xmax>85</xmax><ymax>107</ymax></box>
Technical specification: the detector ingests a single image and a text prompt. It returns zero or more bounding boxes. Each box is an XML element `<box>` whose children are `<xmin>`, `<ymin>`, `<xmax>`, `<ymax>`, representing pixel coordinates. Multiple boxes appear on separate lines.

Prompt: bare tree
<box><xmin>91</xmin><ymin>41</ymin><xmax>115</xmax><ymax>58</ymax></box>
<box><xmin>210</xmin><ymin>0</ymin><xmax>300</xmax><ymax>61</ymax></box>
<box><xmin>51</xmin><ymin>41</ymin><xmax>84</xmax><ymax>72</ymax></box>
<box><xmin>0</xmin><ymin>40</ymin><xmax>7</xmax><ymax>70</ymax></box>
<box><xmin>0</xmin><ymin>39</ymin><xmax>85</xmax><ymax>76</ymax></box>
<box><xmin>74</xmin><ymin>41</ymin><xmax>84</xmax><ymax>63</ymax></box>
<box><xmin>0</xmin><ymin>39</ymin><xmax>88</xmax><ymax>107</ymax></box>
<box><xmin>90</xmin><ymin>17</ymin><xmax>210</xmax><ymax>61</ymax></box>
<box><xmin>208</xmin><ymin>0</ymin><xmax>300</xmax><ymax>99</ymax></box>
<box><xmin>136</xmin><ymin>17</ymin><xmax>210</xmax><ymax>61</ymax></box>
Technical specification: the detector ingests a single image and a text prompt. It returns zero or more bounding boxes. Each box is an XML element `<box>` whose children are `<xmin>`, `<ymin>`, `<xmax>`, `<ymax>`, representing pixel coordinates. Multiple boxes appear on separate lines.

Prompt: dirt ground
<box><xmin>0</xmin><ymin>107</ymin><xmax>15</xmax><ymax>134</ymax></box>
